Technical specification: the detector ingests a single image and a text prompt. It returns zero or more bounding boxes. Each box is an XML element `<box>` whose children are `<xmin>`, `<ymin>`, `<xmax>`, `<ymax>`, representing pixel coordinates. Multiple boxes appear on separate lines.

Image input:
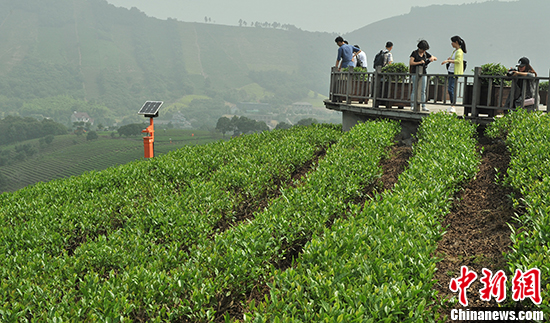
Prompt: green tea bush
<box><xmin>250</xmin><ymin>113</ymin><xmax>480</xmax><ymax>322</ymax></box>
<box><xmin>0</xmin><ymin>124</ymin><xmax>342</xmax><ymax>321</ymax></box>
<box><xmin>487</xmin><ymin>109</ymin><xmax>550</xmax><ymax>316</ymax></box>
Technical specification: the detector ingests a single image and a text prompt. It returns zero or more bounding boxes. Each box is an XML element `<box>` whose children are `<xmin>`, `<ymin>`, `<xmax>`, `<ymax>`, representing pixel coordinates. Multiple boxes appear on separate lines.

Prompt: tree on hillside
<box><xmin>73</xmin><ymin>121</ymin><xmax>88</xmax><ymax>136</ymax></box>
<box><xmin>86</xmin><ymin>131</ymin><xmax>98</xmax><ymax>141</ymax></box>
<box><xmin>275</xmin><ymin>122</ymin><xmax>292</xmax><ymax>130</ymax></box>
<box><xmin>0</xmin><ymin>116</ymin><xmax>67</xmax><ymax>145</ymax></box>
<box><xmin>117</xmin><ymin>123</ymin><xmax>146</xmax><ymax>137</ymax></box>
<box><xmin>45</xmin><ymin>134</ymin><xmax>55</xmax><ymax>144</ymax></box>
<box><xmin>296</xmin><ymin>118</ymin><xmax>318</xmax><ymax>126</ymax></box>
<box><xmin>216</xmin><ymin>116</ymin><xmax>233</xmax><ymax>137</ymax></box>
<box><xmin>39</xmin><ymin>135</ymin><xmax>55</xmax><ymax>148</ymax></box>
<box><xmin>41</xmin><ymin>119</ymin><xmax>68</xmax><ymax>136</ymax></box>
<box><xmin>231</xmin><ymin>116</ymin><xmax>268</xmax><ymax>136</ymax></box>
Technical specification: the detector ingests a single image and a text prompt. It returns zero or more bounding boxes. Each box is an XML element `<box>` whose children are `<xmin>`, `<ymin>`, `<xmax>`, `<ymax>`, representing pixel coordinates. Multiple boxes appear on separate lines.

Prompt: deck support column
<box><xmin>342</xmin><ymin>110</ymin><xmax>368</xmax><ymax>131</ymax></box>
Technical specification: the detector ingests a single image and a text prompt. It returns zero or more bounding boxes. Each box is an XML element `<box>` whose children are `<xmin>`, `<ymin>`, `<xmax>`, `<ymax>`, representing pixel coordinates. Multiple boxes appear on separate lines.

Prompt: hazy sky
<box><xmin>104</xmin><ymin>0</ymin><xmax>511</xmax><ymax>34</ymax></box>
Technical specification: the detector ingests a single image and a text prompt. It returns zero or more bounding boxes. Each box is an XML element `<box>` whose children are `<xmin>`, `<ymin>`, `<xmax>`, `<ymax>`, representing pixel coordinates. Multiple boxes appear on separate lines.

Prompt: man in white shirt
<box><xmin>353</xmin><ymin>44</ymin><xmax>368</xmax><ymax>69</ymax></box>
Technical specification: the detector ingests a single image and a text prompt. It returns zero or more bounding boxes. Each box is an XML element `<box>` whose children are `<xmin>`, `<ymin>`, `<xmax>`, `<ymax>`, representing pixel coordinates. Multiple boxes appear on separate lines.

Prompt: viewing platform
<box><xmin>325</xmin><ymin>66</ymin><xmax>549</xmax><ymax>131</ymax></box>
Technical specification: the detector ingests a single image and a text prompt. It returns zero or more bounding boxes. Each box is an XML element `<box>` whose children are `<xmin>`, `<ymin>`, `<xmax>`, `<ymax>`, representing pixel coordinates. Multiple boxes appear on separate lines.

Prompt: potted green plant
<box><xmin>539</xmin><ymin>81</ymin><xmax>548</xmax><ymax>106</ymax></box>
<box><xmin>464</xmin><ymin>63</ymin><xmax>511</xmax><ymax>117</ymax></box>
<box><xmin>377</xmin><ymin>62</ymin><xmax>409</xmax><ymax>108</ymax></box>
<box><xmin>381</xmin><ymin>62</ymin><xmax>408</xmax><ymax>81</ymax></box>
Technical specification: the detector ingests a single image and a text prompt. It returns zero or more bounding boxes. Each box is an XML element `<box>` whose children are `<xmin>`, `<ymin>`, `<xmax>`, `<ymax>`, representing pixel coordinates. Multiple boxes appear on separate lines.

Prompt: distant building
<box><xmin>71</xmin><ymin>111</ymin><xmax>94</xmax><ymax>125</ymax></box>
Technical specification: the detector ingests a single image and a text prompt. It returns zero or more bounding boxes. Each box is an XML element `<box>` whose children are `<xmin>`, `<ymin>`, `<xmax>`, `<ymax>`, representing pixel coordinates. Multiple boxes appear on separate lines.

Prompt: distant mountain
<box><xmin>0</xmin><ymin>0</ymin><xmax>336</xmax><ymax>126</ymax></box>
<box><xmin>345</xmin><ymin>0</ymin><xmax>550</xmax><ymax>76</ymax></box>
<box><xmin>3</xmin><ymin>0</ymin><xmax>546</xmax><ymax>128</ymax></box>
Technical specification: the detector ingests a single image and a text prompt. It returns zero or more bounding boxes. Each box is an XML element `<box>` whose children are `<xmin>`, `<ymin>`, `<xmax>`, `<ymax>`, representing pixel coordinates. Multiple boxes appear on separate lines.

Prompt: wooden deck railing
<box><xmin>329</xmin><ymin>66</ymin><xmax>550</xmax><ymax>116</ymax></box>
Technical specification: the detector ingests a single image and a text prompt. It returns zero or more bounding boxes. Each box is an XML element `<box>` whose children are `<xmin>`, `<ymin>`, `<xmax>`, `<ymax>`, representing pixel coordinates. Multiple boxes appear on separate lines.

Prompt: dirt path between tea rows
<box><xmin>217</xmin><ymin>135</ymin><xmax>518</xmax><ymax>322</ymax></box>
<box><xmin>434</xmin><ymin>134</ymin><xmax>517</xmax><ymax>321</ymax></box>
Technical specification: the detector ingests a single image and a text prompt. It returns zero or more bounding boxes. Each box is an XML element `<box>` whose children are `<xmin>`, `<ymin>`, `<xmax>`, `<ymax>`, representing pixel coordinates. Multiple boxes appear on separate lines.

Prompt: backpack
<box><xmin>356</xmin><ymin>55</ymin><xmax>363</xmax><ymax>67</ymax></box>
<box><xmin>373</xmin><ymin>50</ymin><xmax>387</xmax><ymax>68</ymax></box>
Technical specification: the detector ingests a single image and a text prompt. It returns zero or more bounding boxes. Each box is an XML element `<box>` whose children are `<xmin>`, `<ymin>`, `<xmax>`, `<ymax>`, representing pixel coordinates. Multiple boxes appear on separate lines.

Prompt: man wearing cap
<box><xmin>506</xmin><ymin>57</ymin><xmax>539</xmax><ymax>110</ymax></box>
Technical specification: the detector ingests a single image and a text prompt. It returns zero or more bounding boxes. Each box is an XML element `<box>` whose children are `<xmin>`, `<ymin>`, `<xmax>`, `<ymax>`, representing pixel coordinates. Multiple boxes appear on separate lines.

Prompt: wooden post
<box><xmin>509</xmin><ymin>76</ymin><xmax>516</xmax><ymax>110</ymax></box>
<box><xmin>471</xmin><ymin>67</ymin><xmax>481</xmax><ymax>117</ymax></box>
<box><xmin>534</xmin><ymin>77</ymin><xmax>540</xmax><ymax>108</ymax></box>
<box><xmin>372</xmin><ymin>66</ymin><xmax>381</xmax><ymax>108</ymax></box>
<box><xmin>438</xmin><ymin>76</ymin><xmax>447</xmax><ymax>104</ymax></box>
<box><xmin>346</xmin><ymin>67</ymin><xmax>352</xmax><ymax>104</ymax></box>
<box><xmin>330</xmin><ymin>66</ymin><xmax>336</xmax><ymax>102</ymax></box>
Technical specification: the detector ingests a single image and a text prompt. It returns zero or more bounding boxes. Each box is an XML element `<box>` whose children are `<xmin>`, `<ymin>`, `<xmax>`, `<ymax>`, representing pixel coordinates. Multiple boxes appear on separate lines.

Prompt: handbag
<box><xmin>446</xmin><ymin>50</ymin><xmax>467</xmax><ymax>71</ymax></box>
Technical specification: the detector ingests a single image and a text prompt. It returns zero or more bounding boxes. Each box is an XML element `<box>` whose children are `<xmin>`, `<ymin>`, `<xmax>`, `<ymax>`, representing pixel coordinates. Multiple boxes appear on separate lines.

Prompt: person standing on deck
<box><xmin>335</xmin><ymin>36</ymin><xmax>361</xmax><ymax>71</ymax></box>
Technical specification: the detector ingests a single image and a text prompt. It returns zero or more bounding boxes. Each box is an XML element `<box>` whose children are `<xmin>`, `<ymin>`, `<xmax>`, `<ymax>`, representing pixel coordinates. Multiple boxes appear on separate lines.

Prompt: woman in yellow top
<box><xmin>441</xmin><ymin>36</ymin><xmax>467</xmax><ymax>113</ymax></box>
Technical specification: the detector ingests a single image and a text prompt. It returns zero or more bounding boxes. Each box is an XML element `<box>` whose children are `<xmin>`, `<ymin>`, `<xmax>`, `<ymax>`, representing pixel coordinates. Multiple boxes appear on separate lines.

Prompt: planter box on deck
<box><xmin>377</xmin><ymin>82</ymin><xmax>410</xmax><ymax>109</ymax></box>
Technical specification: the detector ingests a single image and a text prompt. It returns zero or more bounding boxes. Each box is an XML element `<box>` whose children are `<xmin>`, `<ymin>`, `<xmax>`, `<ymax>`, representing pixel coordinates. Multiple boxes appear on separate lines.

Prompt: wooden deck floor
<box><xmin>324</xmin><ymin>99</ymin><xmax>548</xmax><ymax>125</ymax></box>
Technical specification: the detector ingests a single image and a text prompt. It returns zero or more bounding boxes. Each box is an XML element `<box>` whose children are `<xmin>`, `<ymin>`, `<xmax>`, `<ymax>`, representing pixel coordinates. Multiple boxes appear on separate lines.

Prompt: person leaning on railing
<box><xmin>441</xmin><ymin>36</ymin><xmax>467</xmax><ymax>113</ymax></box>
<box><xmin>505</xmin><ymin>57</ymin><xmax>539</xmax><ymax>111</ymax></box>
<box><xmin>334</xmin><ymin>36</ymin><xmax>361</xmax><ymax>71</ymax></box>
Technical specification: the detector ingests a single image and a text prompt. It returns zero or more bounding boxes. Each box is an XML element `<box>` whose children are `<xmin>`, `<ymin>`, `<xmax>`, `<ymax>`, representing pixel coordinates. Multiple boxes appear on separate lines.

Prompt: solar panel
<box><xmin>138</xmin><ymin>101</ymin><xmax>163</xmax><ymax>117</ymax></box>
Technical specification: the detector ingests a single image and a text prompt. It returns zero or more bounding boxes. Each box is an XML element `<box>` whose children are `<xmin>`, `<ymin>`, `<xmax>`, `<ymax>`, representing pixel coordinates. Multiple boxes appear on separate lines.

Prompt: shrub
<box><xmin>539</xmin><ymin>81</ymin><xmax>549</xmax><ymax>92</ymax></box>
<box><xmin>479</xmin><ymin>63</ymin><xmax>511</xmax><ymax>86</ymax></box>
<box><xmin>381</xmin><ymin>62</ymin><xmax>409</xmax><ymax>82</ymax></box>
<box><xmin>86</xmin><ymin>131</ymin><xmax>98</xmax><ymax>141</ymax></box>
<box><xmin>381</xmin><ymin>62</ymin><xmax>408</xmax><ymax>74</ymax></box>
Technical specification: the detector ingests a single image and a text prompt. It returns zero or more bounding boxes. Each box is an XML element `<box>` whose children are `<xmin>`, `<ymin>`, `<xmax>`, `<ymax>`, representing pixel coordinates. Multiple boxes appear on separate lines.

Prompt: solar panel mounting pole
<box><xmin>142</xmin><ymin>117</ymin><xmax>155</xmax><ymax>158</ymax></box>
<box><xmin>137</xmin><ymin>101</ymin><xmax>163</xmax><ymax>159</ymax></box>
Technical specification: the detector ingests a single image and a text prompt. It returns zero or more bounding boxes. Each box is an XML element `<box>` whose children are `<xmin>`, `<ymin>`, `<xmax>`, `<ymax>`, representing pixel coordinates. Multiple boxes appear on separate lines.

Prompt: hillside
<box><xmin>2</xmin><ymin>0</ymin><xmax>548</xmax><ymax>130</ymax></box>
<box><xmin>0</xmin><ymin>113</ymin><xmax>548</xmax><ymax>321</ymax></box>
<box><xmin>0</xmin><ymin>0</ymin><xmax>335</xmax><ymax>126</ymax></box>
<box><xmin>0</xmin><ymin>129</ymin><xmax>222</xmax><ymax>193</ymax></box>
<box><xmin>345</xmin><ymin>0</ymin><xmax>550</xmax><ymax>76</ymax></box>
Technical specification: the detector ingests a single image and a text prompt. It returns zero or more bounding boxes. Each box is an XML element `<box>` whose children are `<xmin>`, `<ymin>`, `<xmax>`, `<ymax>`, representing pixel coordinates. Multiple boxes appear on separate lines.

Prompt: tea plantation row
<box><xmin>487</xmin><ymin>110</ymin><xmax>550</xmax><ymax>315</ymax></box>
<box><xmin>248</xmin><ymin>112</ymin><xmax>481</xmax><ymax>322</ymax></box>
<box><xmin>0</xmin><ymin>112</ymin><xmax>547</xmax><ymax>322</ymax></box>
<box><xmin>0</xmin><ymin>125</ymin><xmax>341</xmax><ymax>321</ymax></box>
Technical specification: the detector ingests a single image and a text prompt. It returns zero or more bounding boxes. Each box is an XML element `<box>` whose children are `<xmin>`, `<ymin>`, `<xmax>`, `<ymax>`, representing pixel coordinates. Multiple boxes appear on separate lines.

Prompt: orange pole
<box><xmin>142</xmin><ymin>117</ymin><xmax>155</xmax><ymax>158</ymax></box>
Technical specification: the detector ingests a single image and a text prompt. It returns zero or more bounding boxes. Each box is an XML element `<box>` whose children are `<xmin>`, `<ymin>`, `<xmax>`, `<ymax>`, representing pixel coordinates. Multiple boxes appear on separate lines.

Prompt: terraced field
<box><xmin>0</xmin><ymin>129</ymin><xmax>222</xmax><ymax>192</ymax></box>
